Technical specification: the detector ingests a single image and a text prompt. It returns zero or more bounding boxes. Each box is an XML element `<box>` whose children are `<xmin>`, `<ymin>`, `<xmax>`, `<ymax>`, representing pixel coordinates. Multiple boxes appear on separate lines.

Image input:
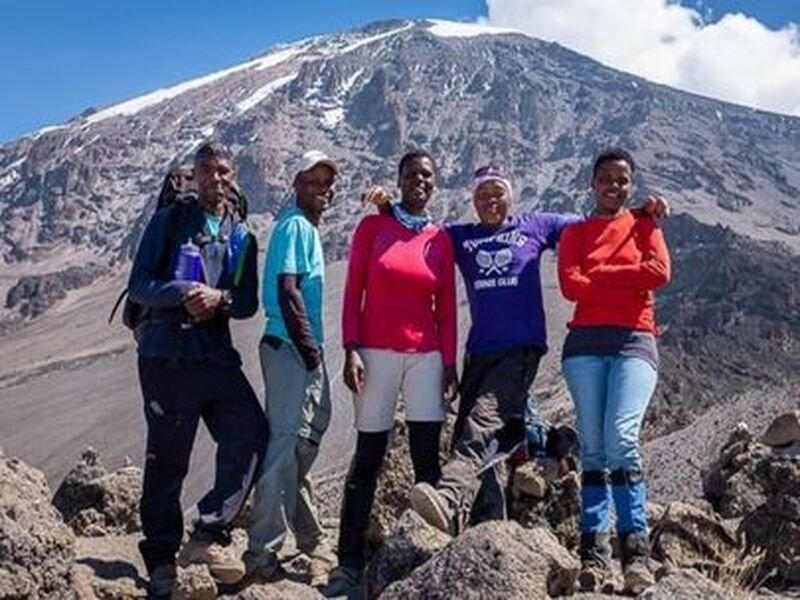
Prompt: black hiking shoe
<box><xmin>324</xmin><ymin>565</ymin><xmax>366</xmax><ymax>599</ymax></box>
<box><xmin>578</xmin><ymin>532</ymin><xmax>612</xmax><ymax>592</ymax></box>
<box><xmin>147</xmin><ymin>563</ymin><xmax>177</xmax><ymax>598</ymax></box>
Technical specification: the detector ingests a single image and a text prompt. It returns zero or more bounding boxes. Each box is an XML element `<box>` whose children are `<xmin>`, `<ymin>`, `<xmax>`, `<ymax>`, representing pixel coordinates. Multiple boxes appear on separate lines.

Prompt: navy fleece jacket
<box><xmin>128</xmin><ymin>201</ymin><xmax>258</xmax><ymax>366</ymax></box>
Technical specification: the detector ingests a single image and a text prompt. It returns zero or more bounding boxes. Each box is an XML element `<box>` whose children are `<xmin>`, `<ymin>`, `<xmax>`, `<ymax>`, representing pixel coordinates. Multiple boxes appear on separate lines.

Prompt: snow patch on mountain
<box><xmin>320</xmin><ymin>107</ymin><xmax>345</xmax><ymax>129</ymax></box>
<box><xmin>2</xmin><ymin>156</ymin><xmax>26</xmax><ymax>172</ymax></box>
<box><xmin>0</xmin><ymin>156</ymin><xmax>25</xmax><ymax>190</ymax></box>
<box><xmin>336</xmin><ymin>23</ymin><xmax>414</xmax><ymax>55</ymax></box>
<box><xmin>30</xmin><ymin>125</ymin><xmax>66</xmax><ymax>139</ymax></box>
<box><xmin>341</xmin><ymin>68</ymin><xmax>365</xmax><ymax>95</ymax></box>
<box><xmin>0</xmin><ymin>169</ymin><xmax>20</xmax><ymax>191</ymax></box>
<box><xmin>426</xmin><ymin>19</ymin><xmax>519</xmax><ymax>38</ymax></box>
<box><xmin>84</xmin><ymin>46</ymin><xmax>305</xmax><ymax>125</ymax></box>
<box><xmin>306</xmin><ymin>67</ymin><xmax>365</xmax><ymax>130</ymax></box>
<box><xmin>235</xmin><ymin>73</ymin><xmax>297</xmax><ymax>114</ymax></box>
<box><xmin>73</xmin><ymin>135</ymin><xmax>101</xmax><ymax>155</ymax></box>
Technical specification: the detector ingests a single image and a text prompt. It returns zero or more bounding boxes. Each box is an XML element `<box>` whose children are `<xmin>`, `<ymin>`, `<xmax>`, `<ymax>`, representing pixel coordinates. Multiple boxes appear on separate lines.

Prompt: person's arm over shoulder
<box><xmin>127</xmin><ymin>207</ymin><xmax>196</xmax><ymax>308</ymax></box>
<box><xmin>587</xmin><ymin>215</ymin><xmax>672</xmax><ymax>291</ymax></box>
<box><xmin>539</xmin><ymin>212</ymin><xmax>583</xmax><ymax>250</ymax></box>
<box><xmin>223</xmin><ymin>230</ymin><xmax>259</xmax><ymax>319</ymax></box>
<box><xmin>341</xmin><ymin>216</ymin><xmax>379</xmax><ymax>349</ymax></box>
<box><xmin>557</xmin><ymin>221</ymin><xmax>604</xmax><ymax>302</ymax></box>
<box><xmin>434</xmin><ymin>229</ymin><xmax>457</xmax><ymax>367</ymax></box>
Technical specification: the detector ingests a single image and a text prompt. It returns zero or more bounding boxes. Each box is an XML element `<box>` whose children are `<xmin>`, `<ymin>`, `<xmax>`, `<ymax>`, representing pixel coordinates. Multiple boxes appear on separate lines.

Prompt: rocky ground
<box><xmin>2</xmin><ymin>411</ymin><xmax>799</xmax><ymax>599</ymax></box>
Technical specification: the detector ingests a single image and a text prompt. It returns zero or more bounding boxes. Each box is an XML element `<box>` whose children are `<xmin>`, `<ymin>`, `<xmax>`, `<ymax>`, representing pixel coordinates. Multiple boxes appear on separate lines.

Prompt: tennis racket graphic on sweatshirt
<box><xmin>476</xmin><ymin>248</ymin><xmax>513</xmax><ymax>276</ymax></box>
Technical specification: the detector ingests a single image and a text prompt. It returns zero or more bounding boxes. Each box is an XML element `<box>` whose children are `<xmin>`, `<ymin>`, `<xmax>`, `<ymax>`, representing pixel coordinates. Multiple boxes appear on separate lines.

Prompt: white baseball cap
<box><xmin>293</xmin><ymin>150</ymin><xmax>339</xmax><ymax>178</ymax></box>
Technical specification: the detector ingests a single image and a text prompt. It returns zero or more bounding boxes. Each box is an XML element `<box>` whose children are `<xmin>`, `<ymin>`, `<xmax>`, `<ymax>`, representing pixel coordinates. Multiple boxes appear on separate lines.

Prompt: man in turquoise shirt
<box><xmin>261</xmin><ymin>204</ymin><xmax>325</xmax><ymax>355</ymax></box>
<box><xmin>246</xmin><ymin>151</ymin><xmax>338</xmax><ymax>585</ymax></box>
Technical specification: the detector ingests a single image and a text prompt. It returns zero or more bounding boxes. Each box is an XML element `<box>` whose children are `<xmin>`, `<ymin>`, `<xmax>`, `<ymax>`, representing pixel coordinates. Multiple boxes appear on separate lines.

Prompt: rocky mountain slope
<box><xmin>650</xmin><ymin>215</ymin><xmax>800</xmax><ymax>438</ymax></box>
<box><xmin>1</xmin><ymin>19</ymin><xmax>799</xmax><ymax>312</ymax></box>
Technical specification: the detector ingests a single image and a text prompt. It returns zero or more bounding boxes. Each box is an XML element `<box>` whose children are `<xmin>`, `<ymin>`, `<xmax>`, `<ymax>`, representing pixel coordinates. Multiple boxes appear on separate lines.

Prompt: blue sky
<box><xmin>1</xmin><ymin>0</ymin><xmax>797</xmax><ymax>142</ymax></box>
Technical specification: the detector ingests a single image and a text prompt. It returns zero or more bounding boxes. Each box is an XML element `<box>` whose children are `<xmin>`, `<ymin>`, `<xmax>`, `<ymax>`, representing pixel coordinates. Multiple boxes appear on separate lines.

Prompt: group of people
<box><xmin>128</xmin><ymin>141</ymin><xmax>671</xmax><ymax>598</ymax></box>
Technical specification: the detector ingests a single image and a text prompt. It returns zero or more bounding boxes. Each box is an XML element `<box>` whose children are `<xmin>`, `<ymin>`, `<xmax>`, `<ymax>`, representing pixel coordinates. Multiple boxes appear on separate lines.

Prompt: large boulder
<box><xmin>651</xmin><ymin>501</ymin><xmax>740</xmax><ymax>569</ymax></box>
<box><xmin>761</xmin><ymin>410</ymin><xmax>800</xmax><ymax>448</ymax></box>
<box><xmin>367</xmin><ymin>509</ymin><xmax>451</xmax><ymax>597</ymax></box>
<box><xmin>379</xmin><ymin>522</ymin><xmax>578</xmax><ymax>599</ymax></box>
<box><xmin>0</xmin><ymin>454</ymin><xmax>77</xmax><ymax>599</ymax></box>
<box><xmin>702</xmin><ymin>424</ymin><xmax>771</xmax><ymax>518</ymax></box>
<box><xmin>739</xmin><ymin>452</ymin><xmax>800</xmax><ymax>584</ymax></box>
<box><xmin>52</xmin><ymin>447</ymin><xmax>142</xmax><ymax>536</ymax></box>
<box><xmin>703</xmin><ymin>416</ymin><xmax>800</xmax><ymax>585</ymax></box>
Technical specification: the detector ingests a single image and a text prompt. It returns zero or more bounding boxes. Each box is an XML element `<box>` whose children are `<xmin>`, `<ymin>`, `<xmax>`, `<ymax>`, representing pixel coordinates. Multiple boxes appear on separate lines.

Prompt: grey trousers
<box><xmin>247</xmin><ymin>336</ymin><xmax>332</xmax><ymax>555</ymax></box>
<box><xmin>437</xmin><ymin>347</ymin><xmax>542</xmax><ymax>529</ymax></box>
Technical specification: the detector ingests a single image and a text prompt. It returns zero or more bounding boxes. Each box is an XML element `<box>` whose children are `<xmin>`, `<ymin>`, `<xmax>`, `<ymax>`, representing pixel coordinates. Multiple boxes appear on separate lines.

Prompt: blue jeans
<box><xmin>562</xmin><ymin>355</ymin><xmax>657</xmax><ymax>536</ymax></box>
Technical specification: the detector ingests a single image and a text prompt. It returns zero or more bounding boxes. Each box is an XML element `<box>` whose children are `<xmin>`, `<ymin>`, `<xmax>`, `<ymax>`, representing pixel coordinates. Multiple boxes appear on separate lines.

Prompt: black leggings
<box><xmin>337</xmin><ymin>421</ymin><xmax>441</xmax><ymax>570</ymax></box>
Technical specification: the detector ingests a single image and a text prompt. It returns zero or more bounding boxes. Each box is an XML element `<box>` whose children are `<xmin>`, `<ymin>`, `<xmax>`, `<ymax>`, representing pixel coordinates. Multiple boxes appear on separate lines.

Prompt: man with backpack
<box><xmin>128</xmin><ymin>142</ymin><xmax>267</xmax><ymax>597</ymax></box>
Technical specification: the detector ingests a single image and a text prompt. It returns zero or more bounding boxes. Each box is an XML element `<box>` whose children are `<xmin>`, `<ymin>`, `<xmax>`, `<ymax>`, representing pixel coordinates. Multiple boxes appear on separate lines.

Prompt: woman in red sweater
<box><xmin>327</xmin><ymin>150</ymin><xmax>457</xmax><ymax>596</ymax></box>
<box><xmin>558</xmin><ymin>149</ymin><xmax>671</xmax><ymax>594</ymax></box>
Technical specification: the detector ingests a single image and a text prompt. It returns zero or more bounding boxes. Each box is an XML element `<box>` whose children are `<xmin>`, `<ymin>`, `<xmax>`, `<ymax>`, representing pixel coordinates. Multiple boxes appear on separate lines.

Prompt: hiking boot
<box><xmin>178</xmin><ymin>538</ymin><xmax>245</xmax><ymax>584</ymax></box>
<box><xmin>410</xmin><ymin>482</ymin><xmax>455</xmax><ymax>535</ymax></box>
<box><xmin>324</xmin><ymin>565</ymin><xmax>366</xmax><ymax>599</ymax></box>
<box><xmin>147</xmin><ymin>564</ymin><xmax>176</xmax><ymax>598</ymax></box>
<box><xmin>620</xmin><ymin>532</ymin><xmax>655</xmax><ymax>595</ymax></box>
<box><xmin>577</xmin><ymin>562</ymin><xmax>613</xmax><ymax>593</ymax></box>
<box><xmin>242</xmin><ymin>549</ymin><xmax>284</xmax><ymax>581</ymax></box>
<box><xmin>577</xmin><ymin>532</ymin><xmax>612</xmax><ymax>592</ymax></box>
<box><xmin>304</xmin><ymin>542</ymin><xmax>337</xmax><ymax>588</ymax></box>
<box><xmin>622</xmin><ymin>558</ymin><xmax>655</xmax><ymax>595</ymax></box>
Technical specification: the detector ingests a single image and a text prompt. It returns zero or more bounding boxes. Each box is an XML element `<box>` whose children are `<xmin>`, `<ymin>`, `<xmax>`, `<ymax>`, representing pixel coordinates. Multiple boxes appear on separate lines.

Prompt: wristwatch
<box><xmin>219</xmin><ymin>289</ymin><xmax>233</xmax><ymax>312</ymax></box>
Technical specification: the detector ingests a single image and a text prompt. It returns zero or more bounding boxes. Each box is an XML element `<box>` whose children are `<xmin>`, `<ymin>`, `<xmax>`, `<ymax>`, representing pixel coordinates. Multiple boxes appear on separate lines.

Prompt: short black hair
<box><xmin>398</xmin><ymin>150</ymin><xmax>435</xmax><ymax>178</ymax></box>
<box><xmin>194</xmin><ymin>141</ymin><xmax>232</xmax><ymax>165</ymax></box>
<box><xmin>592</xmin><ymin>148</ymin><xmax>635</xmax><ymax>179</ymax></box>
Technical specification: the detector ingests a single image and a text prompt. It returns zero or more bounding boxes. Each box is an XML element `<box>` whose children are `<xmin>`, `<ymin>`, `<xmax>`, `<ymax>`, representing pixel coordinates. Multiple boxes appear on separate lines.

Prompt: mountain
<box><xmin>0</xmin><ymin>18</ymin><xmax>798</xmax><ymax>506</ymax></box>
<box><xmin>1</xmin><ymin>19</ymin><xmax>799</xmax><ymax>303</ymax></box>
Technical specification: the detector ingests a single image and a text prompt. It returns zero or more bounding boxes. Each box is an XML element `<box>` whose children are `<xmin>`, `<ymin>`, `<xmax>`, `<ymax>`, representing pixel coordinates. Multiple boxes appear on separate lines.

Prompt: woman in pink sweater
<box><xmin>327</xmin><ymin>150</ymin><xmax>457</xmax><ymax>595</ymax></box>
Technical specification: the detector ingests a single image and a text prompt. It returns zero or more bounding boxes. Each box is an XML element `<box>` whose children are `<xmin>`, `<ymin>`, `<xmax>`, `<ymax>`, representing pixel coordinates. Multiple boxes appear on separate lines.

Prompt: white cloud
<box><xmin>484</xmin><ymin>0</ymin><xmax>800</xmax><ymax>116</ymax></box>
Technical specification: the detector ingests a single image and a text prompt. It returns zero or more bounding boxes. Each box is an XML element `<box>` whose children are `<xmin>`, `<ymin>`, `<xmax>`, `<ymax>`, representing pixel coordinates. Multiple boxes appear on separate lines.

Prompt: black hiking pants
<box><xmin>439</xmin><ymin>347</ymin><xmax>543</xmax><ymax>528</ymax></box>
<box><xmin>137</xmin><ymin>358</ymin><xmax>269</xmax><ymax>573</ymax></box>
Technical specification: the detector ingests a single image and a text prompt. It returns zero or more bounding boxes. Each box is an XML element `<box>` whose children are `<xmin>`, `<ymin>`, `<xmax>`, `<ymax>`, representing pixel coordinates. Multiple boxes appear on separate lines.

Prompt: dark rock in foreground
<box><xmin>702</xmin><ymin>415</ymin><xmax>800</xmax><ymax>586</ymax></box>
<box><xmin>651</xmin><ymin>501</ymin><xmax>739</xmax><ymax>570</ymax></box>
<box><xmin>739</xmin><ymin>451</ymin><xmax>800</xmax><ymax>585</ymax></box>
<box><xmin>380</xmin><ymin>522</ymin><xmax>578</xmax><ymax>599</ymax></box>
<box><xmin>0</xmin><ymin>454</ymin><xmax>77</xmax><ymax>599</ymax></box>
<box><xmin>368</xmin><ymin>509</ymin><xmax>451</xmax><ymax>597</ymax></box>
<box><xmin>52</xmin><ymin>447</ymin><xmax>142</xmax><ymax>537</ymax></box>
